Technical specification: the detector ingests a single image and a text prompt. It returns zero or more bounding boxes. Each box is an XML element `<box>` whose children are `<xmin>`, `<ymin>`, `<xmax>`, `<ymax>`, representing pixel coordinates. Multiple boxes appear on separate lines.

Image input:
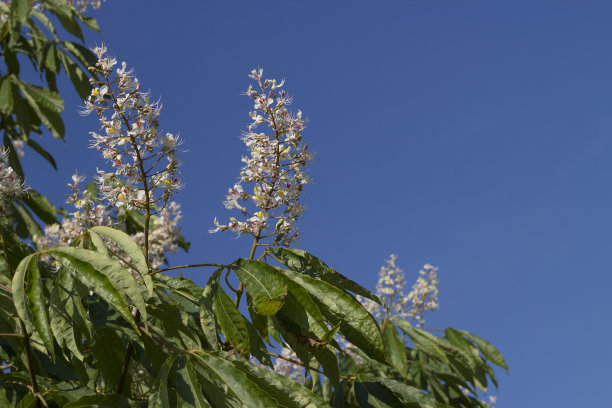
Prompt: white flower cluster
<box><xmin>357</xmin><ymin>255</ymin><xmax>439</xmax><ymax>327</ymax></box>
<box><xmin>211</xmin><ymin>68</ymin><xmax>312</xmax><ymax>246</ymax></box>
<box><xmin>36</xmin><ymin>172</ymin><xmax>183</xmax><ymax>271</ymax></box>
<box><xmin>83</xmin><ymin>45</ymin><xmax>182</xmax><ymax>214</ymax></box>
<box><xmin>70</xmin><ymin>0</ymin><xmax>104</xmax><ymax>12</ymax></box>
<box><xmin>131</xmin><ymin>201</ymin><xmax>182</xmax><ymax>269</ymax></box>
<box><xmin>272</xmin><ymin>347</ymin><xmax>303</xmax><ymax>382</ymax></box>
<box><xmin>0</xmin><ymin>147</ymin><xmax>28</xmax><ymax>207</ymax></box>
<box><xmin>406</xmin><ymin>264</ymin><xmax>439</xmax><ymax>326</ymax></box>
<box><xmin>35</xmin><ymin>173</ymin><xmax>112</xmax><ymax>249</ymax></box>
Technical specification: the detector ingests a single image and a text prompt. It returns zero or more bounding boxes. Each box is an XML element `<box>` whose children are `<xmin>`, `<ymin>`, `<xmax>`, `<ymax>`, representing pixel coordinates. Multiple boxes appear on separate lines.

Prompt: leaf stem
<box><xmin>149</xmin><ymin>263</ymin><xmax>227</xmax><ymax>276</ymax></box>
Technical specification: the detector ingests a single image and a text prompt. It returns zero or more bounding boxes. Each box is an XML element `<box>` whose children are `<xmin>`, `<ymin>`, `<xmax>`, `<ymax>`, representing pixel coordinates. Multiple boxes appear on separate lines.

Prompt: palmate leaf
<box><xmin>271</xmin><ymin>247</ymin><xmax>382</xmax><ymax>305</ymax></box>
<box><xmin>273</xmin><ymin>264</ymin><xmax>386</xmax><ymax>362</ymax></box>
<box><xmin>48</xmin><ymin>248</ymin><xmax>138</xmax><ymax>331</ymax></box>
<box><xmin>231</xmin><ymin>259</ymin><xmax>287</xmax><ymax>316</ymax></box>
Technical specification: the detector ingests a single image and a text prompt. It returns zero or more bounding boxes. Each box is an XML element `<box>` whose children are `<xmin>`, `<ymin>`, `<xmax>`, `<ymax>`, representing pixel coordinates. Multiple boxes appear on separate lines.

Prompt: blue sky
<box><xmin>21</xmin><ymin>1</ymin><xmax>612</xmax><ymax>406</ymax></box>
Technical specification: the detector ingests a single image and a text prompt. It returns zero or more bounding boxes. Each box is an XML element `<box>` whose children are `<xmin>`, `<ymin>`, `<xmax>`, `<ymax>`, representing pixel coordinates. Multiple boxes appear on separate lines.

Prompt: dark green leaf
<box><xmin>149</xmin><ymin>354</ymin><xmax>178</xmax><ymax>408</ymax></box>
<box><xmin>231</xmin><ymin>259</ymin><xmax>287</xmax><ymax>316</ymax></box>
<box><xmin>394</xmin><ymin>320</ymin><xmax>447</xmax><ymax>363</ymax></box>
<box><xmin>24</xmin><ymin>137</ymin><xmax>57</xmax><ymax>170</ymax></box>
<box><xmin>14</xmin><ymin>203</ymin><xmax>43</xmax><ymax>238</ymax></box>
<box><xmin>189</xmin><ymin>352</ymin><xmax>282</xmax><ymax>408</ymax></box>
<box><xmin>382</xmin><ymin>319</ymin><xmax>408</xmax><ymax>377</ymax></box>
<box><xmin>271</xmin><ymin>247</ymin><xmax>382</xmax><ymax>305</ymax></box>
<box><xmin>243</xmin><ymin>316</ymin><xmax>272</xmax><ymax>367</ymax></box>
<box><xmin>274</xmin><ymin>265</ymin><xmax>385</xmax><ymax>362</ymax></box>
<box><xmin>11</xmin><ymin>253</ymin><xmax>37</xmax><ymax>332</ymax></box>
<box><xmin>50</xmin><ymin>246</ymin><xmax>147</xmax><ymax>323</ymax></box>
<box><xmin>10</xmin><ymin>0</ymin><xmax>30</xmax><ymax>23</ymax></box>
<box><xmin>176</xmin><ymin>358</ymin><xmax>213</xmax><ymax>408</ymax></box>
<box><xmin>459</xmin><ymin>330</ymin><xmax>508</xmax><ymax>372</ymax></box>
<box><xmin>23</xmin><ymin>188</ymin><xmax>57</xmax><ymax>224</ymax></box>
<box><xmin>23</xmin><ymin>254</ymin><xmax>53</xmax><ymax>355</ymax></box>
<box><xmin>199</xmin><ymin>275</ymin><xmax>219</xmax><ymax>350</ymax></box>
<box><xmin>91</xmin><ymin>327</ymin><xmax>126</xmax><ymax>391</ymax></box>
<box><xmin>48</xmin><ymin>248</ymin><xmax>138</xmax><ymax>331</ymax></box>
<box><xmin>0</xmin><ymin>77</ymin><xmax>13</xmax><ymax>114</ymax></box>
<box><xmin>208</xmin><ymin>270</ymin><xmax>249</xmax><ymax>356</ymax></box>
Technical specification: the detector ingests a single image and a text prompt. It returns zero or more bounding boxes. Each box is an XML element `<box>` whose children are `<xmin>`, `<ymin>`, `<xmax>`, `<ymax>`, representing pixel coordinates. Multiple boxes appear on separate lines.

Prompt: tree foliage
<box><xmin>0</xmin><ymin>2</ymin><xmax>506</xmax><ymax>407</ymax></box>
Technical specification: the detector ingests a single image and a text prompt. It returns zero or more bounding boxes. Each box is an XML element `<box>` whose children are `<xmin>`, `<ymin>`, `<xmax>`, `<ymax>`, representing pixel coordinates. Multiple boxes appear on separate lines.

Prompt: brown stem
<box><xmin>0</xmin><ymin>332</ymin><xmax>25</xmax><ymax>338</ymax></box>
<box><xmin>268</xmin><ymin>352</ymin><xmax>351</xmax><ymax>380</ymax></box>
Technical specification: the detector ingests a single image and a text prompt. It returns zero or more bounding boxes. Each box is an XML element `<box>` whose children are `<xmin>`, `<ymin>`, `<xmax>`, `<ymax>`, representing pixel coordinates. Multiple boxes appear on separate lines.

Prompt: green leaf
<box><xmin>23</xmin><ymin>254</ymin><xmax>54</xmax><ymax>356</ymax></box>
<box><xmin>88</xmin><ymin>230</ymin><xmax>109</xmax><ymax>256</ymax></box>
<box><xmin>24</xmin><ymin>137</ymin><xmax>57</xmax><ymax>170</ymax></box>
<box><xmin>43</xmin><ymin>0</ymin><xmax>83</xmax><ymax>41</ymax></box>
<box><xmin>13</xmin><ymin>79</ymin><xmax>64</xmax><ymax>138</ymax></box>
<box><xmin>176</xmin><ymin>358</ymin><xmax>213</xmax><ymax>408</ymax></box>
<box><xmin>11</xmin><ymin>254</ymin><xmax>37</xmax><ymax>332</ymax></box>
<box><xmin>189</xmin><ymin>352</ymin><xmax>282</xmax><ymax>408</ymax></box>
<box><xmin>376</xmin><ymin>377</ymin><xmax>446</xmax><ymax>408</ymax></box>
<box><xmin>48</xmin><ymin>248</ymin><xmax>138</xmax><ymax>331</ymax></box>
<box><xmin>208</xmin><ymin>270</ymin><xmax>249</xmax><ymax>356</ymax></box>
<box><xmin>271</xmin><ymin>247</ymin><xmax>382</xmax><ymax>305</ymax></box>
<box><xmin>19</xmin><ymin>81</ymin><xmax>64</xmax><ymax>113</ymax></box>
<box><xmin>382</xmin><ymin>319</ymin><xmax>408</xmax><ymax>377</ymax></box>
<box><xmin>274</xmin><ymin>265</ymin><xmax>385</xmax><ymax>362</ymax></box>
<box><xmin>394</xmin><ymin>319</ymin><xmax>447</xmax><ymax>363</ymax></box>
<box><xmin>199</xmin><ymin>275</ymin><xmax>219</xmax><ymax>350</ymax></box>
<box><xmin>13</xmin><ymin>203</ymin><xmax>43</xmax><ymax>239</ymax></box>
<box><xmin>22</xmin><ymin>188</ymin><xmax>57</xmax><ymax>224</ymax></box>
<box><xmin>51</xmin><ymin>246</ymin><xmax>147</xmax><ymax>318</ymax></box>
<box><xmin>459</xmin><ymin>329</ymin><xmax>508</xmax><ymax>372</ymax></box>
<box><xmin>10</xmin><ymin>0</ymin><xmax>30</xmax><ymax>23</ymax></box>
<box><xmin>89</xmin><ymin>225</ymin><xmax>149</xmax><ymax>278</ymax></box>
<box><xmin>0</xmin><ymin>77</ymin><xmax>13</xmax><ymax>114</ymax></box>
<box><xmin>49</xmin><ymin>283</ymin><xmax>84</xmax><ymax>360</ymax></box>
<box><xmin>231</xmin><ymin>259</ymin><xmax>287</xmax><ymax>316</ymax></box>
<box><xmin>149</xmin><ymin>354</ymin><xmax>178</xmax><ymax>408</ymax></box>
<box><xmin>57</xmin><ymin>50</ymin><xmax>91</xmax><ymax>99</ymax></box>
<box><xmin>227</xmin><ymin>351</ymin><xmax>329</xmax><ymax>408</ymax></box>
<box><xmin>243</xmin><ymin>316</ymin><xmax>273</xmax><ymax>367</ymax></box>
<box><xmin>91</xmin><ymin>327</ymin><xmax>126</xmax><ymax>391</ymax></box>
<box><xmin>63</xmin><ymin>394</ymin><xmax>128</xmax><ymax>407</ymax></box>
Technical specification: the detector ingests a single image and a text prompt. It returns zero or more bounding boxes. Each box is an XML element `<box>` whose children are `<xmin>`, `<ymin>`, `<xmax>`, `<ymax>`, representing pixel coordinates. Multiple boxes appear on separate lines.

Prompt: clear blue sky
<box><xmin>22</xmin><ymin>1</ymin><xmax>612</xmax><ymax>406</ymax></box>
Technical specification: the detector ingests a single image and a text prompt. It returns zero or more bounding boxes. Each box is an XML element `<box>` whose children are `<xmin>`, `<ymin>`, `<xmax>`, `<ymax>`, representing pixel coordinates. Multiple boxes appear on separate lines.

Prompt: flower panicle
<box><xmin>357</xmin><ymin>255</ymin><xmax>439</xmax><ymax>327</ymax></box>
<box><xmin>83</xmin><ymin>45</ymin><xmax>182</xmax><ymax>214</ymax></box>
<box><xmin>0</xmin><ymin>147</ymin><xmax>28</xmax><ymax>206</ymax></box>
<box><xmin>211</xmin><ymin>68</ymin><xmax>312</xmax><ymax>246</ymax></box>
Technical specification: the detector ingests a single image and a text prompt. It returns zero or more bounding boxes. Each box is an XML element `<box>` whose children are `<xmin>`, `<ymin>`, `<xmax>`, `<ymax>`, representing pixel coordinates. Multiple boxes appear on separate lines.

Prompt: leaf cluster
<box><xmin>0</xmin><ymin>229</ymin><xmax>506</xmax><ymax>407</ymax></box>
